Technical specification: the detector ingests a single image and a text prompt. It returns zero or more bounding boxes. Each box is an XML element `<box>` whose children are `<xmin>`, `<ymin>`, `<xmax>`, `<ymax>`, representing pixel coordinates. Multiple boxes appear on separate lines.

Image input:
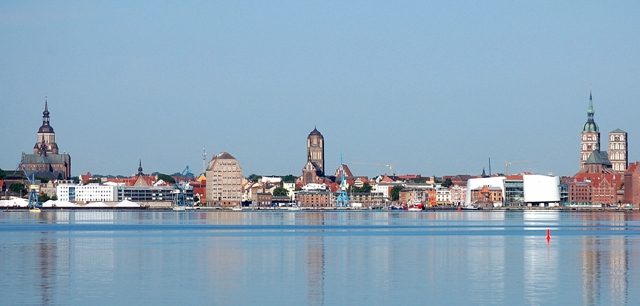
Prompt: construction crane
<box><xmin>17</xmin><ymin>164</ymin><xmax>40</xmax><ymax>211</ymax></box>
<box><xmin>505</xmin><ymin>161</ymin><xmax>536</xmax><ymax>176</ymax></box>
<box><xmin>349</xmin><ymin>162</ymin><xmax>396</xmax><ymax>176</ymax></box>
<box><xmin>172</xmin><ymin>166</ymin><xmax>194</xmax><ymax>208</ymax></box>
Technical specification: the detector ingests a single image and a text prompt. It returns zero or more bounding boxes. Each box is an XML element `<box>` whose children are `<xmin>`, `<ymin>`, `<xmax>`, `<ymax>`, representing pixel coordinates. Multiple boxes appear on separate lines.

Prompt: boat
<box><xmin>29</xmin><ymin>207</ymin><xmax>41</xmax><ymax>213</ymax></box>
<box><xmin>172</xmin><ymin>206</ymin><xmax>186</xmax><ymax>211</ymax></box>
<box><xmin>407</xmin><ymin>201</ymin><xmax>424</xmax><ymax>211</ymax></box>
<box><xmin>287</xmin><ymin>205</ymin><xmax>301</xmax><ymax>211</ymax></box>
<box><xmin>232</xmin><ymin>206</ymin><xmax>243</xmax><ymax>211</ymax></box>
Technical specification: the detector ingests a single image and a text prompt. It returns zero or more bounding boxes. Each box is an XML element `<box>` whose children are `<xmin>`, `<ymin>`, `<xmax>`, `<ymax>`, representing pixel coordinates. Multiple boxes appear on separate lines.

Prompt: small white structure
<box><xmin>0</xmin><ymin>198</ymin><xmax>28</xmax><ymax>207</ymax></box>
<box><xmin>115</xmin><ymin>200</ymin><xmax>140</xmax><ymax>208</ymax></box>
<box><xmin>302</xmin><ymin>183</ymin><xmax>329</xmax><ymax>191</ymax></box>
<box><xmin>84</xmin><ymin>202</ymin><xmax>110</xmax><ymax>208</ymax></box>
<box><xmin>41</xmin><ymin>200</ymin><xmax>80</xmax><ymax>208</ymax></box>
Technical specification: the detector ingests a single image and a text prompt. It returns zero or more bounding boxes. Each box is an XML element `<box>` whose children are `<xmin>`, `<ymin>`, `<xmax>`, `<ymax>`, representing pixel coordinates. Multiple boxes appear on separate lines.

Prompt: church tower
<box><xmin>609</xmin><ymin>129</ymin><xmax>628</xmax><ymax>173</ymax></box>
<box><xmin>21</xmin><ymin>97</ymin><xmax>71</xmax><ymax>179</ymax></box>
<box><xmin>307</xmin><ymin>127</ymin><xmax>325</xmax><ymax>176</ymax></box>
<box><xmin>581</xmin><ymin>91</ymin><xmax>600</xmax><ymax>170</ymax></box>
<box><xmin>34</xmin><ymin>98</ymin><xmax>59</xmax><ymax>155</ymax></box>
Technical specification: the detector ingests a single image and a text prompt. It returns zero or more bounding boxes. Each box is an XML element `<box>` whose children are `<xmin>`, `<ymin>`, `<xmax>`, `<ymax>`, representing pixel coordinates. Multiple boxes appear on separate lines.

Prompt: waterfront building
<box><xmin>297</xmin><ymin>190</ymin><xmax>331</xmax><ymax>207</ymax></box>
<box><xmin>205</xmin><ymin>152</ymin><xmax>243</xmax><ymax>207</ymax></box>
<box><xmin>435</xmin><ymin>185</ymin><xmax>451</xmax><ymax>206</ymax></box>
<box><xmin>19</xmin><ymin>99</ymin><xmax>71</xmax><ymax>179</ymax></box>
<box><xmin>399</xmin><ymin>188</ymin><xmax>427</xmax><ymax>206</ymax></box>
<box><xmin>57</xmin><ymin>183</ymin><xmax>118</xmax><ymax>202</ymax></box>
<box><xmin>504</xmin><ymin>176</ymin><xmax>524</xmax><ymax>207</ymax></box>
<box><xmin>522</xmin><ymin>174</ymin><xmax>561</xmax><ymax>206</ymax></box>
<box><xmin>449</xmin><ymin>185</ymin><xmax>466</xmax><ymax>206</ymax></box>
<box><xmin>470</xmin><ymin>185</ymin><xmax>503</xmax><ymax>208</ymax></box>
<box><xmin>465</xmin><ymin>177</ymin><xmax>505</xmax><ymax>206</ymax></box>
<box><xmin>347</xmin><ymin>192</ymin><xmax>385</xmax><ymax>208</ymax></box>
<box><xmin>608</xmin><ymin>129</ymin><xmax>628</xmax><ymax>173</ymax></box>
<box><xmin>256</xmin><ymin>192</ymin><xmax>273</xmax><ymax>207</ymax></box>
<box><xmin>623</xmin><ymin>163</ymin><xmax>640</xmax><ymax>206</ymax></box>
<box><xmin>567</xmin><ymin>173</ymin><xmax>622</xmax><ymax>206</ymax></box>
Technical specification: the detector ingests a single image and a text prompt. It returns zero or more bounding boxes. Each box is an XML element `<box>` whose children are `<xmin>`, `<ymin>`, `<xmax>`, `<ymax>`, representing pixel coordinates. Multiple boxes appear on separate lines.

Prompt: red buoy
<box><xmin>546</xmin><ymin>229</ymin><xmax>551</xmax><ymax>243</ymax></box>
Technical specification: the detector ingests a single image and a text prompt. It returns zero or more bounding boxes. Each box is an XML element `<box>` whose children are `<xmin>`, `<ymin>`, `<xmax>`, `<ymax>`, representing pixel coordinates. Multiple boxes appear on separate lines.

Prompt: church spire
<box><xmin>582</xmin><ymin>90</ymin><xmax>598</xmax><ymax>133</ymax></box>
<box><xmin>138</xmin><ymin>159</ymin><xmax>143</xmax><ymax>176</ymax></box>
<box><xmin>42</xmin><ymin>97</ymin><xmax>50</xmax><ymax>125</ymax></box>
<box><xmin>587</xmin><ymin>90</ymin><xmax>594</xmax><ymax>117</ymax></box>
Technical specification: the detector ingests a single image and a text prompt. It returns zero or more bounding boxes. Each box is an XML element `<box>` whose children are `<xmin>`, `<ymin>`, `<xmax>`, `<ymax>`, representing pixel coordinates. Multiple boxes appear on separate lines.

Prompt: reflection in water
<box><xmin>1</xmin><ymin>210</ymin><xmax>640</xmax><ymax>305</ymax></box>
<box><xmin>305</xmin><ymin>213</ymin><xmax>325</xmax><ymax>306</ymax></box>
<box><xmin>582</xmin><ymin>236</ymin><xmax>600</xmax><ymax>306</ymax></box>
<box><xmin>609</xmin><ymin>236</ymin><xmax>627</xmax><ymax>306</ymax></box>
<box><xmin>523</xmin><ymin>235</ymin><xmax>558</xmax><ymax>305</ymax></box>
<box><xmin>466</xmin><ymin>235</ymin><xmax>505</xmax><ymax>304</ymax></box>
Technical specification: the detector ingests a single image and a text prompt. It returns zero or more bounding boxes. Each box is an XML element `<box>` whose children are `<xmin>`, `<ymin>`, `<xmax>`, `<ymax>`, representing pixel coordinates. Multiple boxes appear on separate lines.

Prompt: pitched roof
<box><xmin>585</xmin><ymin>150</ymin><xmax>611</xmax><ymax>166</ymax></box>
<box><xmin>610</xmin><ymin>128</ymin><xmax>626</xmax><ymax>133</ymax></box>
<box><xmin>21</xmin><ymin>153</ymin><xmax>69</xmax><ymax>164</ymax></box>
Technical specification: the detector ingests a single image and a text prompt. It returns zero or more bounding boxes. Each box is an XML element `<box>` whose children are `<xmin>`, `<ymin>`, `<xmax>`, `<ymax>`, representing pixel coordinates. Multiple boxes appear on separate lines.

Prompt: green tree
<box><xmin>442</xmin><ymin>178</ymin><xmax>453</xmax><ymax>188</ymax></box>
<box><xmin>248</xmin><ymin>174</ymin><xmax>261</xmax><ymax>182</ymax></box>
<box><xmin>273</xmin><ymin>186</ymin><xmax>289</xmax><ymax>197</ymax></box>
<box><xmin>0</xmin><ymin>168</ymin><xmax>6</xmax><ymax>180</ymax></box>
<box><xmin>38</xmin><ymin>193</ymin><xmax>50</xmax><ymax>203</ymax></box>
<box><xmin>193</xmin><ymin>195</ymin><xmax>200</xmax><ymax>203</ymax></box>
<box><xmin>282</xmin><ymin>174</ymin><xmax>297</xmax><ymax>183</ymax></box>
<box><xmin>86</xmin><ymin>178</ymin><xmax>101</xmax><ymax>185</ymax></box>
<box><xmin>9</xmin><ymin>183</ymin><xmax>26</xmax><ymax>196</ymax></box>
<box><xmin>57</xmin><ymin>173</ymin><xmax>63</xmax><ymax>180</ymax></box>
<box><xmin>390</xmin><ymin>185</ymin><xmax>404</xmax><ymax>201</ymax></box>
<box><xmin>51</xmin><ymin>195</ymin><xmax>57</xmax><ymax>201</ymax></box>
<box><xmin>157</xmin><ymin>173</ymin><xmax>176</xmax><ymax>184</ymax></box>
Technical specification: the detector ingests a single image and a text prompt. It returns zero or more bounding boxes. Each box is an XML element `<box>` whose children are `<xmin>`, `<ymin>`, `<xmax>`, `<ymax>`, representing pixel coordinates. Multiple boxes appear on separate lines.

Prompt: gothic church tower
<box><xmin>581</xmin><ymin>92</ymin><xmax>600</xmax><ymax>170</ymax></box>
<box><xmin>307</xmin><ymin>127</ymin><xmax>325</xmax><ymax>176</ymax></box>
<box><xmin>609</xmin><ymin>129</ymin><xmax>628</xmax><ymax>173</ymax></box>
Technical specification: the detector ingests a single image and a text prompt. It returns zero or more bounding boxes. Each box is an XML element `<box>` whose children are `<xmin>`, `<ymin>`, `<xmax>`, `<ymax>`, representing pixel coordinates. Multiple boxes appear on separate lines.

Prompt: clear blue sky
<box><xmin>1</xmin><ymin>1</ymin><xmax>638</xmax><ymax>178</ymax></box>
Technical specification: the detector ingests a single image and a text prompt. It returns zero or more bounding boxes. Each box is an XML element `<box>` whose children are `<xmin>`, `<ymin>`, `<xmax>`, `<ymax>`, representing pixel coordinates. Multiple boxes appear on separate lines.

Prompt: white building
<box><xmin>435</xmin><ymin>185</ymin><xmax>451</xmax><ymax>205</ymax></box>
<box><xmin>450</xmin><ymin>185</ymin><xmax>466</xmax><ymax>206</ymax></box>
<box><xmin>523</xmin><ymin>174</ymin><xmax>560</xmax><ymax>206</ymax></box>
<box><xmin>57</xmin><ymin>183</ymin><xmax>118</xmax><ymax>202</ymax></box>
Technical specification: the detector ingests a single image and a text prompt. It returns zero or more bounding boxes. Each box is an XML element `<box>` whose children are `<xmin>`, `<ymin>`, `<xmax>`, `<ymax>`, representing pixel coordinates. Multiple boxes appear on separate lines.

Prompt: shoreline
<box><xmin>2</xmin><ymin>206</ymin><xmax>638</xmax><ymax>212</ymax></box>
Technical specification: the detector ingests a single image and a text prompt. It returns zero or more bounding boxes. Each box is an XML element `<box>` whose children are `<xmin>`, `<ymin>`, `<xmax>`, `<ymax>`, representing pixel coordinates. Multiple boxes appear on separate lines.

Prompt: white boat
<box><xmin>232</xmin><ymin>206</ymin><xmax>243</xmax><ymax>211</ymax></box>
<box><xmin>287</xmin><ymin>205</ymin><xmax>301</xmax><ymax>211</ymax></box>
<box><xmin>172</xmin><ymin>206</ymin><xmax>186</xmax><ymax>211</ymax></box>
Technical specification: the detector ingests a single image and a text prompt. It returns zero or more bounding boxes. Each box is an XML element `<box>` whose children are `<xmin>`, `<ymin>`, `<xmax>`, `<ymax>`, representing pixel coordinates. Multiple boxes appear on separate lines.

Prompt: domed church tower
<box><xmin>581</xmin><ymin>91</ymin><xmax>600</xmax><ymax>170</ymax></box>
<box><xmin>34</xmin><ymin>98</ymin><xmax>59</xmax><ymax>155</ymax></box>
<box><xmin>20</xmin><ymin>98</ymin><xmax>71</xmax><ymax>179</ymax></box>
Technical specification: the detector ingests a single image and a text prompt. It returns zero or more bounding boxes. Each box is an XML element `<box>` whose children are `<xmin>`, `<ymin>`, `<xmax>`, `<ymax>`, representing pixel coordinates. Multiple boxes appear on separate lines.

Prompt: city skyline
<box><xmin>1</xmin><ymin>2</ymin><xmax>638</xmax><ymax>177</ymax></box>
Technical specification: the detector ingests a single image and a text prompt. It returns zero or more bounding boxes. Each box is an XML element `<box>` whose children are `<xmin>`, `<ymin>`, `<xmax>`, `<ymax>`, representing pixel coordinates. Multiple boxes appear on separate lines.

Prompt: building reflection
<box><xmin>303</xmin><ymin>213</ymin><xmax>325</xmax><ymax>306</ymax></box>
<box><xmin>579</xmin><ymin>212</ymin><xmax>629</xmax><ymax>306</ymax></box>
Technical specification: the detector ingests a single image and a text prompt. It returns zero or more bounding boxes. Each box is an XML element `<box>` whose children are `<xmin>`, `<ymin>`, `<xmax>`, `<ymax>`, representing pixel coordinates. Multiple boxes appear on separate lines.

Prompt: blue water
<box><xmin>1</xmin><ymin>210</ymin><xmax>639</xmax><ymax>305</ymax></box>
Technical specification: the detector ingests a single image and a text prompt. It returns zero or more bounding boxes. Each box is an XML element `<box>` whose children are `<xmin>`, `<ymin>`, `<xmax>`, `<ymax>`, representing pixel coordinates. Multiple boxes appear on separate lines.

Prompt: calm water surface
<box><xmin>1</xmin><ymin>210</ymin><xmax>639</xmax><ymax>305</ymax></box>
